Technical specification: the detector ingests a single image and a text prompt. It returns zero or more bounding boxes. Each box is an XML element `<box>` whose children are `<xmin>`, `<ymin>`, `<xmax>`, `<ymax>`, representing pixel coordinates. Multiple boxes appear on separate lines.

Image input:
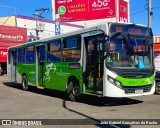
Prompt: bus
<box><xmin>7</xmin><ymin>22</ymin><xmax>155</xmax><ymax>101</ymax></box>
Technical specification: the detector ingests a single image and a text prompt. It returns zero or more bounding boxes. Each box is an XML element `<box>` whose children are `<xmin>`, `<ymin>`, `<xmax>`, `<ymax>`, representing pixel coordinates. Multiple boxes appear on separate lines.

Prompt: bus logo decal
<box><xmin>44</xmin><ymin>63</ymin><xmax>56</xmax><ymax>82</ymax></box>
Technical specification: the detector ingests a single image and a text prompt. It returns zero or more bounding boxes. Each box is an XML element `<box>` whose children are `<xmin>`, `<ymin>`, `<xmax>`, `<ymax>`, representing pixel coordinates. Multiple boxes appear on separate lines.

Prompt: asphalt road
<box><xmin>0</xmin><ymin>75</ymin><xmax>160</xmax><ymax>128</ymax></box>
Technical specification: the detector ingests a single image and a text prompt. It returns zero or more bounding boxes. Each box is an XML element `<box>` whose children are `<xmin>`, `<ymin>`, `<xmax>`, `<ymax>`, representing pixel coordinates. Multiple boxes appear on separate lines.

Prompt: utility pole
<box><xmin>34</xmin><ymin>8</ymin><xmax>50</xmax><ymax>40</ymax></box>
<box><xmin>148</xmin><ymin>0</ymin><xmax>153</xmax><ymax>28</ymax></box>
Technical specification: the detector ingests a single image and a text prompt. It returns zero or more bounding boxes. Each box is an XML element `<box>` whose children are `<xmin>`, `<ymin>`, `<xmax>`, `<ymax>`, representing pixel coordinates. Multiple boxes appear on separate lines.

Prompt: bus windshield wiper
<box><xmin>111</xmin><ymin>32</ymin><xmax>122</xmax><ymax>38</ymax></box>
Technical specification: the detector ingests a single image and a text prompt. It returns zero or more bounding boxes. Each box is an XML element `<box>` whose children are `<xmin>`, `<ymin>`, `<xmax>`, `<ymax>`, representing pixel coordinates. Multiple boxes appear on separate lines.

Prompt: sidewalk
<box><xmin>0</xmin><ymin>74</ymin><xmax>8</xmax><ymax>82</ymax></box>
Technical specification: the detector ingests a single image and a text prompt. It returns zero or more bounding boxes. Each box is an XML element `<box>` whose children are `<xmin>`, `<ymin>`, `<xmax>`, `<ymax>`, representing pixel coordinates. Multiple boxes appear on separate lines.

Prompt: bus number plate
<box><xmin>135</xmin><ymin>89</ymin><xmax>143</xmax><ymax>94</ymax></box>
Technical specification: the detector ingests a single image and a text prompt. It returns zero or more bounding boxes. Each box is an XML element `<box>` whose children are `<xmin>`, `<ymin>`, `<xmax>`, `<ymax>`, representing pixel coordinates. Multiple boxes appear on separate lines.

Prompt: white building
<box><xmin>154</xmin><ymin>35</ymin><xmax>160</xmax><ymax>43</ymax></box>
<box><xmin>16</xmin><ymin>15</ymin><xmax>84</xmax><ymax>41</ymax></box>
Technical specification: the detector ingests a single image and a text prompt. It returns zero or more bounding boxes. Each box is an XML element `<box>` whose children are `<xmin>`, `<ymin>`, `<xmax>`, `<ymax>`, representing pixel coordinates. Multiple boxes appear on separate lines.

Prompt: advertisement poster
<box><xmin>55</xmin><ymin>0</ymin><xmax>116</xmax><ymax>22</ymax></box>
<box><xmin>118</xmin><ymin>0</ymin><xmax>128</xmax><ymax>23</ymax></box>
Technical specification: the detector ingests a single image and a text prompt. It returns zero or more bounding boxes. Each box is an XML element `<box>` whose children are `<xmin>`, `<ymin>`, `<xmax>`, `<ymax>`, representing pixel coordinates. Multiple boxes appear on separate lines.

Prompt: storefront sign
<box><xmin>0</xmin><ymin>25</ymin><xmax>27</xmax><ymax>43</ymax></box>
<box><xmin>0</xmin><ymin>25</ymin><xmax>27</xmax><ymax>62</ymax></box>
<box><xmin>0</xmin><ymin>49</ymin><xmax>7</xmax><ymax>62</ymax></box>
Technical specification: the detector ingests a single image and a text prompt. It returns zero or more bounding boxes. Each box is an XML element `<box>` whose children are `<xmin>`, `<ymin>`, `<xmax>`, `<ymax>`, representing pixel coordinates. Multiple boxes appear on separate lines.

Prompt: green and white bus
<box><xmin>7</xmin><ymin>22</ymin><xmax>155</xmax><ymax>101</ymax></box>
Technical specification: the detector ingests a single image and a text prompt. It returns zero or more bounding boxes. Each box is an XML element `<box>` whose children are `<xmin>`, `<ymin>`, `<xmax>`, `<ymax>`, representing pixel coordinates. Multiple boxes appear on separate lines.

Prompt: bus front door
<box><xmin>36</xmin><ymin>45</ymin><xmax>45</xmax><ymax>87</ymax></box>
<box><xmin>84</xmin><ymin>35</ymin><xmax>104</xmax><ymax>94</ymax></box>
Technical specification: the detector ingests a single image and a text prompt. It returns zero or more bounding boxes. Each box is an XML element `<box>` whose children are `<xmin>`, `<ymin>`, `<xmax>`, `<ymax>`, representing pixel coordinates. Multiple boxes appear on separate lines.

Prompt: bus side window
<box><xmin>17</xmin><ymin>48</ymin><xmax>25</xmax><ymax>63</ymax></box>
<box><xmin>26</xmin><ymin>46</ymin><xmax>35</xmax><ymax>63</ymax></box>
<box><xmin>47</xmin><ymin>40</ymin><xmax>61</xmax><ymax>62</ymax></box>
<box><xmin>62</xmin><ymin>35</ymin><xmax>81</xmax><ymax>61</ymax></box>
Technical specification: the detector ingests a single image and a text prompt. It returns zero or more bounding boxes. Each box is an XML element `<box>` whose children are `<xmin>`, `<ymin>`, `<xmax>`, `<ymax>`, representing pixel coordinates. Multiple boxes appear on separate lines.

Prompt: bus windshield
<box><xmin>105</xmin><ymin>35</ymin><xmax>153</xmax><ymax>69</ymax></box>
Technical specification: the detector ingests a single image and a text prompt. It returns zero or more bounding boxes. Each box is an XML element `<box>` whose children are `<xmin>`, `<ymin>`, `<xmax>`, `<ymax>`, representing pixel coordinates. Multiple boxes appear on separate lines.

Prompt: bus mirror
<box><xmin>104</xmin><ymin>35</ymin><xmax>109</xmax><ymax>51</ymax></box>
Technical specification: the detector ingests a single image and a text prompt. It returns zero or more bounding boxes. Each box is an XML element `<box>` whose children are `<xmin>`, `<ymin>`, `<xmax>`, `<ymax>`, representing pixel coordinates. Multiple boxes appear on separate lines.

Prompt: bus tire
<box><xmin>67</xmin><ymin>81</ymin><xmax>81</xmax><ymax>101</ymax></box>
<box><xmin>155</xmin><ymin>82</ymin><xmax>160</xmax><ymax>95</ymax></box>
<box><xmin>22</xmin><ymin>75</ymin><xmax>28</xmax><ymax>91</ymax></box>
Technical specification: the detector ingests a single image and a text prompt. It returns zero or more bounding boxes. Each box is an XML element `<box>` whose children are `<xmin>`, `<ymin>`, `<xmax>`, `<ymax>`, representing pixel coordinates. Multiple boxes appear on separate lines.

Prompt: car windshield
<box><xmin>105</xmin><ymin>35</ymin><xmax>153</xmax><ymax>69</ymax></box>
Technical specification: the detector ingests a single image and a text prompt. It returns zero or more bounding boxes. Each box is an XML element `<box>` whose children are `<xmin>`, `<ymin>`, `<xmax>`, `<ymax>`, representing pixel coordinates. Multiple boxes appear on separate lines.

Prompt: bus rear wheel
<box><xmin>155</xmin><ymin>82</ymin><xmax>160</xmax><ymax>95</ymax></box>
<box><xmin>67</xmin><ymin>81</ymin><xmax>81</xmax><ymax>101</ymax></box>
<box><xmin>22</xmin><ymin>75</ymin><xmax>28</xmax><ymax>91</ymax></box>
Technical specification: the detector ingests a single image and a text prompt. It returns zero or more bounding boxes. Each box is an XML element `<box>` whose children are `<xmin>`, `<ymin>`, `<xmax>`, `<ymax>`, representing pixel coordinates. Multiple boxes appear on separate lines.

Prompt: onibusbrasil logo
<box><xmin>58</xmin><ymin>6</ymin><xmax>66</xmax><ymax>15</ymax></box>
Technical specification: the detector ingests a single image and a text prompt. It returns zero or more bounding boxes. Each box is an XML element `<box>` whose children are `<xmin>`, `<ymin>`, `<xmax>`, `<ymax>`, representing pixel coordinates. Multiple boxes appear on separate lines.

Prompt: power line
<box><xmin>33</xmin><ymin>8</ymin><xmax>50</xmax><ymax>40</ymax></box>
<box><xmin>130</xmin><ymin>6</ymin><xmax>160</xmax><ymax>17</ymax></box>
<box><xmin>130</xmin><ymin>10</ymin><xmax>146</xmax><ymax>16</ymax></box>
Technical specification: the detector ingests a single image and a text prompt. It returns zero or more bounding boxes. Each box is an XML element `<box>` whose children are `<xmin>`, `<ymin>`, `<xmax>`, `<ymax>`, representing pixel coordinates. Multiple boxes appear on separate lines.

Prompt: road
<box><xmin>0</xmin><ymin>75</ymin><xmax>160</xmax><ymax>128</ymax></box>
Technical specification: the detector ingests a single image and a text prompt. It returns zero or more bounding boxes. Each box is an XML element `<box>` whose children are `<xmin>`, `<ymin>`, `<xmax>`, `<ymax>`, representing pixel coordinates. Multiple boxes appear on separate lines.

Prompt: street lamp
<box><xmin>0</xmin><ymin>5</ymin><xmax>17</xmax><ymax>26</ymax></box>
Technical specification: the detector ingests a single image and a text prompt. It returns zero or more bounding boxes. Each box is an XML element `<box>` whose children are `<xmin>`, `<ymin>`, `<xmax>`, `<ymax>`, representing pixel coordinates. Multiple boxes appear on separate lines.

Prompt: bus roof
<box><xmin>8</xmin><ymin>22</ymin><xmax>150</xmax><ymax>50</ymax></box>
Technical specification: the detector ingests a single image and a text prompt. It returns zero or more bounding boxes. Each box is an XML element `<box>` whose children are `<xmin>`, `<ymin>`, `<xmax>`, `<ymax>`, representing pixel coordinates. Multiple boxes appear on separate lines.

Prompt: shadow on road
<box><xmin>3</xmin><ymin>82</ymin><xmax>143</xmax><ymax>107</ymax></box>
<box><xmin>3</xmin><ymin>82</ymin><xmax>143</xmax><ymax>127</ymax></box>
<box><xmin>63</xmin><ymin>100</ymin><xmax>131</xmax><ymax>128</ymax></box>
<box><xmin>78</xmin><ymin>95</ymin><xmax>143</xmax><ymax>106</ymax></box>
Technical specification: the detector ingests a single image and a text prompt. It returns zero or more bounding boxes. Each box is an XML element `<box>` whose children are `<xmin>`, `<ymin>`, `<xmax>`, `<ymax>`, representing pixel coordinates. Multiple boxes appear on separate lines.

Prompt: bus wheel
<box><xmin>155</xmin><ymin>82</ymin><xmax>160</xmax><ymax>95</ymax></box>
<box><xmin>22</xmin><ymin>75</ymin><xmax>28</xmax><ymax>91</ymax></box>
<box><xmin>67</xmin><ymin>81</ymin><xmax>81</xmax><ymax>101</ymax></box>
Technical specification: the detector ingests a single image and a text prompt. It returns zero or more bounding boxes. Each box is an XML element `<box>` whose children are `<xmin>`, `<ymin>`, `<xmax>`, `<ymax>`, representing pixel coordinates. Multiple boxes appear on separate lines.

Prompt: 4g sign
<box><xmin>92</xmin><ymin>0</ymin><xmax>111</xmax><ymax>8</ymax></box>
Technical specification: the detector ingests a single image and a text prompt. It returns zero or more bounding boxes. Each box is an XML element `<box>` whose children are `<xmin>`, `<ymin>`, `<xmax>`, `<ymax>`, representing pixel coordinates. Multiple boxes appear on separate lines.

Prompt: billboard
<box><xmin>55</xmin><ymin>0</ymin><xmax>116</xmax><ymax>22</ymax></box>
<box><xmin>118</xmin><ymin>0</ymin><xmax>128</xmax><ymax>23</ymax></box>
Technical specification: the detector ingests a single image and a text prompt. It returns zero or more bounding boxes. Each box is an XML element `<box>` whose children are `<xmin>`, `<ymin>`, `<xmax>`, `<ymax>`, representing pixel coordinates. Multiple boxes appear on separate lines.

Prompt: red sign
<box><xmin>55</xmin><ymin>0</ymin><xmax>116</xmax><ymax>22</ymax></box>
<box><xmin>118</xmin><ymin>0</ymin><xmax>128</xmax><ymax>23</ymax></box>
<box><xmin>0</xmin><ymin>25</ymin><xmax>27</xmax><ymax>43</ymax></box>
<box><xmin>0</xmin><ymin>49</ymin><xmax>7</xmax><ymax>62</ymax></box>
<box><xmin>154</xmin><ymin>44</ymin><xmax>160</xmax><ymax>51</ymax></box>
<box><xmin>0</xmin><ymin>25</ymin><xmax>27</xmax><ymax>62</ymax></box>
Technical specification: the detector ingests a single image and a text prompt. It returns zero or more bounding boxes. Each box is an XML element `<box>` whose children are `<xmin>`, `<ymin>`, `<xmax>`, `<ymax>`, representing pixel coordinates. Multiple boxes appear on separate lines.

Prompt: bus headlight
<box><xmin>108</xmin><ymin>76</ymin><xmax>122</xmax><ymax>88</ymax></box>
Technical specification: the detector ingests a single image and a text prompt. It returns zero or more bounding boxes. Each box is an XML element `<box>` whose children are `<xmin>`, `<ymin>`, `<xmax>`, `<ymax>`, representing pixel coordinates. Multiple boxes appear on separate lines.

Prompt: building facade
<box><xmin>0</xmin><ymin>15</ymin><xmax>85</xmax><ymax>41</ymax></box>
<box><xmin>154</xmin><ymin>35</ymin><xmax>160</xmax><ymax>44</ymax></box>
<box><xmin>16</xmin><ymin>15</ymin><xmax>84</xmax><ymax>41</ymax></box>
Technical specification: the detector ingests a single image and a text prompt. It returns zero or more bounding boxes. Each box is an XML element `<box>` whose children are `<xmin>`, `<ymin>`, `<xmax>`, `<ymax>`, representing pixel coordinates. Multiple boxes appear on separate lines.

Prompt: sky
<box><xmin>0</xmin><ymin>0</ymin><xmax>159</xmax><ymax>35</ymax></box>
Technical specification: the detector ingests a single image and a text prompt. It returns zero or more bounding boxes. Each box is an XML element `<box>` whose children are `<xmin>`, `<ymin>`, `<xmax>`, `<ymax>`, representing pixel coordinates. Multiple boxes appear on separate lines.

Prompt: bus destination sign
<box><xmin>109</xmin><ymin>24</ymin><xmax>151</xmax><ymax>36</ymax></box>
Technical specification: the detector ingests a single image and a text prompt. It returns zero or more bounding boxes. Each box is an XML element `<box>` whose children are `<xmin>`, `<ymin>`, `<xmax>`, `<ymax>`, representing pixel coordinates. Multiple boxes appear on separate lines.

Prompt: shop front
<box><xmin>0</xmin><ymin>25</ymin><xmax>27</xmax><ymax>75</ymax></box>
